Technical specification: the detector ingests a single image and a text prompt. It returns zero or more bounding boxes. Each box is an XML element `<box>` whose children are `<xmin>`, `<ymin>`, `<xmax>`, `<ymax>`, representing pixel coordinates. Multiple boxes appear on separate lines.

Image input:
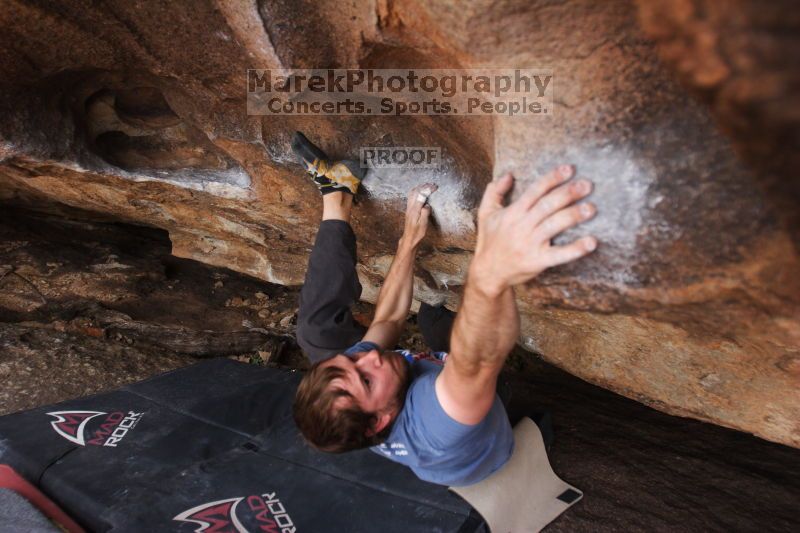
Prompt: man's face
<box><xmin>319</xmin><ymin>349</ymin><xmax>409</xmax><ymax>419</ymax></box>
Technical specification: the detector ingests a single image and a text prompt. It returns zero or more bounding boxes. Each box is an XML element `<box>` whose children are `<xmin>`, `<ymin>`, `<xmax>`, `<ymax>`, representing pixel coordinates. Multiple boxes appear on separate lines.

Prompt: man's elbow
<box><xmin>371</xmin><ymin>315</ymin><xmax>406</xmax><ymax>332</ymax></box>
<box><xmin>386</xmin><ymin>317</ymin><xmax>406</xmax><ymax>343</ymax></box>
<box><xmin>385</xmin><ymin>318</ymin><xmax>406</xmax><ymax>338</ymax></box>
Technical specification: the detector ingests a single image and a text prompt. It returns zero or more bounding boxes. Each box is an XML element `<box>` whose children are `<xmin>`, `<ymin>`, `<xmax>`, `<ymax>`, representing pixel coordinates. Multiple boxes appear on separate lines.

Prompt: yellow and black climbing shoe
<box><xmin>291</xmin><ymin>131</ymin><xmax>364</xmax><ymax>195</ymax></box>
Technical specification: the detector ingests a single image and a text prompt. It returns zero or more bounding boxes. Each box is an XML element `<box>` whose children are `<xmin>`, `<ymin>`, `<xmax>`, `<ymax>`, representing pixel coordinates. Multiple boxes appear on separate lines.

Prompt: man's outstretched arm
<box><xmin>437</xmin><ymin>166</ymin><xmax>597</xmax><ymax>424</ymax></box>
<box><xmin>362</xmin><ymin>184</ymin><xmax>437</xmax><ymax>350</ymax></box>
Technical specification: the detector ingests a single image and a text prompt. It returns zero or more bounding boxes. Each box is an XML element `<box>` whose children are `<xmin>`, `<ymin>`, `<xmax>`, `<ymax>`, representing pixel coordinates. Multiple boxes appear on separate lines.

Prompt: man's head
<box><xmin>293</xmin><ymin>348</ymin><xmax>411</xmax><ymax>453</ymax></box>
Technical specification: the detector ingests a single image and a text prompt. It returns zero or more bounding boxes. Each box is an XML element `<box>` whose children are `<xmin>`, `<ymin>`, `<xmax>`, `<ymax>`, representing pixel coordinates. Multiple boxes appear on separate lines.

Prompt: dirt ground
<box><xmin>1</xmin><ymin>207</ymin><xmax>798</xmax><ymax>532</ymax></box>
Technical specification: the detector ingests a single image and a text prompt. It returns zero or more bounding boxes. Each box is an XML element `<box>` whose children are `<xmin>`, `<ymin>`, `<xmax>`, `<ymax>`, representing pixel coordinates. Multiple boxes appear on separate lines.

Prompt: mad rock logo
<box><xmin>47</xmin><ymin>410</ymin><xmax>143</xmax><ymax>447</ymax></box>
<box><xmin>174</xmin><ymin>492</ymin><xmax>296</xmax><ymax>533</ymax></box>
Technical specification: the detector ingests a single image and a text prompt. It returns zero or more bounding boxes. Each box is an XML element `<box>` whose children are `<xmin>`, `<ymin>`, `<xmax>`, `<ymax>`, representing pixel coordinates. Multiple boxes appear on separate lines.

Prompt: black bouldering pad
<box><xmin>0</xmin><ymin>359</ymin><xmax>484</xmax><ymax>532</ymax></box>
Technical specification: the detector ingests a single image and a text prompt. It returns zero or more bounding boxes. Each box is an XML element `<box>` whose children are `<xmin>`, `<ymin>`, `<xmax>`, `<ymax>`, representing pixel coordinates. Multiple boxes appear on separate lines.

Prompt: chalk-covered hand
<box><xmin>401</xmin><ymin>183</ymin><xmax>438</xmax><ymax>249</ymax></box>
<box><xmin>470</xmin><ymin>166</ymin><xmax>597</xmax><ymax>296</ymax></box>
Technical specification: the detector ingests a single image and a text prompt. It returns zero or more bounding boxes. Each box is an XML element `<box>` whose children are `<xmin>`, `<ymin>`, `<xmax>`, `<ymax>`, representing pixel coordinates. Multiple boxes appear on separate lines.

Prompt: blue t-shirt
<box><xmin>344</xmin><ymin>341</ymin><xmax>514</xmax><ymax>486</ymax></box>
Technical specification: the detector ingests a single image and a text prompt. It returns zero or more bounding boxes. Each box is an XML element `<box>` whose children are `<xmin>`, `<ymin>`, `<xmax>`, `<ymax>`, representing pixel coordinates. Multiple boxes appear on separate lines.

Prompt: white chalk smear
<box><xmin>62</xmin><ymin>160</ymin><xmax>253</xmax><ymax>200</ymax></box>
<box><xmin>362</xmin><ymin>155</ymin><xmax>475</xmax><ymax>235</ymax></box>
<box><xmin>524</xmin><ymin>143</ymin><xmax>666</xmax><ymax>286</ymax></box>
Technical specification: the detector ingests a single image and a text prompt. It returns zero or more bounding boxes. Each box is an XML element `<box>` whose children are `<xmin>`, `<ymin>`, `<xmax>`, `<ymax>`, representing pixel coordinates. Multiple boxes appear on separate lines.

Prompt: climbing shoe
<box><xmin>291</xmin><ymin>131</ymin><xmax>364</xmax><ymax>195</ymax></box>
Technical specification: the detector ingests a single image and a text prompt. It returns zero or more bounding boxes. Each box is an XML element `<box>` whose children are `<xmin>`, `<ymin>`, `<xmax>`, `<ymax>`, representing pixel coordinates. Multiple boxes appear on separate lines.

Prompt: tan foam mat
<box><xmin>451</xmin><ymin>417</ymin><xmax>582</xmax><ymax>532</ymax></box>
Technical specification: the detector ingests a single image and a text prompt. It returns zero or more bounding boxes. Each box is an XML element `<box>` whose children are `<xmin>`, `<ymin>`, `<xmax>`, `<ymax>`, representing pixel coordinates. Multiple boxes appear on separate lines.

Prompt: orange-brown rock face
<box><xmin>635</xmin><ymin>0</ymin><xmax>800</xmax><ymax>232</ymax></box>
<box><xmin>0</xmin><ymin>1</ymin><xmax>797</xmax><ymax>446</ymax></box>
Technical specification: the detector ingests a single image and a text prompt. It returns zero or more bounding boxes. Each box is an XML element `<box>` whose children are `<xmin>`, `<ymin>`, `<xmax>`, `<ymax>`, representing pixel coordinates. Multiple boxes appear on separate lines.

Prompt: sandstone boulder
<box><xmin>0</xmin><ymin>0</ymin><xmax>797</xmax><ymax>446</ymax></box>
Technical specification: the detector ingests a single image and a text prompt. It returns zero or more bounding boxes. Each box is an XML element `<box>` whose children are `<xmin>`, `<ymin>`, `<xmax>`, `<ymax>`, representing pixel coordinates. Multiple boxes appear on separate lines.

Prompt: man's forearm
<box><xmin>372</xmin><ymin>238</ymin><xmax>417</xmax><ymax>325</ymax></box>
<box><xmin>449</xmin><ymin>266</ymin><xmax>519</xmax><ymax>374</ymax></box>
<box><xmin>363</xmin><ymin>183</ymin><xmax>435</xmax><ymax>348</ymax></box>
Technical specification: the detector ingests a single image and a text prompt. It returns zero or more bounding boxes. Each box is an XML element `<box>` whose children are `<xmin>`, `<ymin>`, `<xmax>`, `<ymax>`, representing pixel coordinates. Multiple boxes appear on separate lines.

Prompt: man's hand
<box><xmin>400</xmin><ymin>183</ymin><xmax>438</xmax><ymax>250</ymax></box>
<box><xmin>470</xmin><ymin>165</ymin><xmax>597</xmax><ymax>296</ymax></box>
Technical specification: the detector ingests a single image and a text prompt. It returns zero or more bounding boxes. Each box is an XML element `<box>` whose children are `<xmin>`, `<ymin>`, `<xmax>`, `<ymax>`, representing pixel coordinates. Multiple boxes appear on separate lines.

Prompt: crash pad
<box><xmin>0</xmin><ymin>359</ymin><xmax>484</xmax><ymax>532</ymax></box>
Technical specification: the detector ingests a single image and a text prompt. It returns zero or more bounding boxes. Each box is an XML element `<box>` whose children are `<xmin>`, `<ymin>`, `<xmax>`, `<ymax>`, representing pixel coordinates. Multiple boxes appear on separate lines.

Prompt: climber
<box><xmin>290</xmin><ymin>131</ymin><xmax>597</xmax><ymax>486</ymax></box>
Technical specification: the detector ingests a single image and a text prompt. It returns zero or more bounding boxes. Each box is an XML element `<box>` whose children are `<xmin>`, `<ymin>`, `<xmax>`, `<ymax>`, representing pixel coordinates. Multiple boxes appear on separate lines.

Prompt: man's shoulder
<box><xmin>399</xmin><ymin>366</ymin><xmax>476</xmax><ymax>446</ymax></box>
<box><xmin>381</xmin><ymin>367</ymin><xmax>515</xmax><ymax>486</ymax></box>
<box><xmin>393</xmin><ymin>366</ymin><xmax>438</xmax><ymax>431</ymax></box>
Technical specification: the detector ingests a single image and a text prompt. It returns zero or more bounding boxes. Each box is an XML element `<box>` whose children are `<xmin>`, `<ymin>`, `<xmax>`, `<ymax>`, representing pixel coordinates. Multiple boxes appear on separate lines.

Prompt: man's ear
<box><xmin>366</xmin><ymin>411</ymin><xmax>393</xmax><ymax>437</ymax></box>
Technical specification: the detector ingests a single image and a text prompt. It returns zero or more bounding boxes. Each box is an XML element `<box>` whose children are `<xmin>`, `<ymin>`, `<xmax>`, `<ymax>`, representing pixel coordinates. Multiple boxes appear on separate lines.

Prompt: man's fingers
<box><xmin>407</xmin><ymin>185</ymin><xmax>421</xmax><ymax>210</ymax></box>
<box><xmin>416</xmin><ymin>184</ymin><xmax>437</xmax><ymax>204</ymax></box>
<box><xmin>407</xmin><ymin>185</ymin><xmax>424</xmax><ymax>211</ymax></box>
<box><xmin>544</xmin><ymin>236</ymin><xmax>598</xmax><ymax>268</ymax></box>
<box><xmin>478</xmin><ymin>173</ymin><xmax>514</xmax><ymax>217</ymax></box>
<box><xmin>405</xmin><ymin>184</ymin><xmax>436</xmax><ymax>239</ymax></box>
<box><xmin>535</xmin><ymin>202</ymin><xmax>596</xmax><ymax>241</ymax></box>
<box><xmin>408</xmin><ymin>183</ymin><xmax>437</xmax><ymax>209</ymax></box>
<box><xmin>516</xmin><ymin>165</ymin><xmax>574</xmax><ymax>211</ymax></box>
<box><xmin>526</xmin><ymin>178</ymin><xmax>592</xmax><ymax>228</ymax></box>
<box><xmin>419</xmin><ymin>204</ymin><xmax>432</xmax><ymax>223</ymax></box>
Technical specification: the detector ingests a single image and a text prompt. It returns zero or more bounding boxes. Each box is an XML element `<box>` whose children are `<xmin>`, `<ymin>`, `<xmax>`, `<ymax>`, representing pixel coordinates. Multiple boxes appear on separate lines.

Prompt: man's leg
<box><xmin>296</xmin><ymin>192</ymin><xmax>366</xmax><ymax>363</ymax></box>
